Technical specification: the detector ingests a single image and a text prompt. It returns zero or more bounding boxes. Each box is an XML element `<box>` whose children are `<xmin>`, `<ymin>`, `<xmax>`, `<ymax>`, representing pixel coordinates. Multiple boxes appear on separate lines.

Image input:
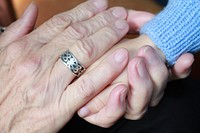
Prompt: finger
<box><xmin>58</xmin><ymin>7</ymin><xmax>127</xmax><ymax>40</ymax></box>
<box><xmin>170</xmin><ymin>53</ymin><xmax>194</xmax><ymax>80</ymax></box>
<box><xmin>78</xmin><ymin>83</ymin><xmax>117</xmax><ymax>117</ymax></box>
<box><xmin>30</xmin><ymin>0</ymin><xmax>108</xmax><ymax>44</ymax></box>
<box><xmin>80</xmin><ymin>85</ymin><xmax>128</xmax><ymax>128</ymax></box>
<box><xmin>137</xmin><ymin>46</ymin><xmax>168</xmax><ymax>106</ymax></box>
<box><xmin>126</xmin><ymin>57</ymin><xmax>153</xmax><ymax>120</ymax></box>
<box><xmin>48</xmin><ymin>7</ymin><xmax>127</xmax><ymax>48</ymax></box>
<box><xmin>59</xmin><ymin>49</ymin><xmax>128</xmax><ymax>120</ymax></box>
<box><xmin>49</xmin><ymin>19</ymin><xmax>129</xmax><ymax>89</ymax></box>
<box><xmin>77</xmin><ymin>71</ymin><xmax>128</xmax><ymax>117</ymax></box>
<box><xmin>127</xmin><ymin>10</ymin><xmax>154</xmax><ymax>33</ymax></box>
<box><xmin>0</xmin><ymin>2</ymin><xmax>38</xmax><ymax>47</ymax></box>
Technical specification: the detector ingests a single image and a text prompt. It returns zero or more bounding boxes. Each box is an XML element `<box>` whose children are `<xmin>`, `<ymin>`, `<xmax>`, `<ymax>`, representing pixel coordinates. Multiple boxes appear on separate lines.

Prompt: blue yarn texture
<box><xmin>140</xmin><ymin>0</ymin><xmax>200</xmax><ymax>66</ymax></box>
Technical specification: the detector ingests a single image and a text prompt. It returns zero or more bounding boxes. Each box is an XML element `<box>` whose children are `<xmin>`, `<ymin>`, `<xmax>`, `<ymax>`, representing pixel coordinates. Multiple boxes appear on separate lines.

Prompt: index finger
<box><xmin>30</xmin><ymin>0</ymin><xmax>108</xmax><ymax>44</ymax></box>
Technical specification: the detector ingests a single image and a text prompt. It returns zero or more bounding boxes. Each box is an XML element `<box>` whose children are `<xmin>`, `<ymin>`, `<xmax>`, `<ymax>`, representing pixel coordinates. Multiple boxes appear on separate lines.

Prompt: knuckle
<box><xmin>77</xmin><ymin>39</ymin><xmax>96</xmax><ymax>60</ymax></box>
<box><xmin>94</xmin><ymin>12</ymin><xmax>113</xmax><ymax>26</ymax></box>
<box><xmin>47</xmin><ymin>14</ymin><xmax>71</xmax><ymax>30</ymax></box>
<box><xmin>17</xmin><ymin>53</ymin><xmax>41</xmax><ymax>75</ymax></box>
<box><xmin>71</xmin><ymin>3</ymin><xmax>94</xmax><ymax>21</ymax></box>
<box><xmin>104</xmin><ymin>27</ymin><xmax>118</xmax><ymax>42</ymax></box>
<box><xmin>50</xmin><ymin>15</ymin><xmax>65</xmax><ymax>26</ymax></box>
<box><xmin>77</xmin><ymin>7</ymin><xmax>93</xmax><ymax>19</ymax></box>
<box><xmin>65</xmin><ymin>24</ymin><xmax>86</xmax><ymax>39</ymax></box>
<box><xmin>77</xmin><ymin>74</ymin><xmax>96</xmax><ymax>100</ymax></box>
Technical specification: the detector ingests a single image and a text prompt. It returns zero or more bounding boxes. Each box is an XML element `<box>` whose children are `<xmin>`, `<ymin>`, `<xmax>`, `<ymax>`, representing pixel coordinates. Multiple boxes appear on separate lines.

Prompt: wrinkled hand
<box><xmin>0</xmin><ymin>0</ymin><xmax>130</xmax><ymax>132</ymax></box>
<box><xmin>78</xmin><ymin>10</ymin><xmax>194</xmax><ymax>127</ymax></box>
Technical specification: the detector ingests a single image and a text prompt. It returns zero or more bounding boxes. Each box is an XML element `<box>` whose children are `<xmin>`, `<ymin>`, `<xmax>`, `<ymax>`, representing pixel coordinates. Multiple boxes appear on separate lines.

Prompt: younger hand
<box><xmin>77</xmin><ymin>10</ymin><xmax>194</xmax><ymax>127</ymax></box>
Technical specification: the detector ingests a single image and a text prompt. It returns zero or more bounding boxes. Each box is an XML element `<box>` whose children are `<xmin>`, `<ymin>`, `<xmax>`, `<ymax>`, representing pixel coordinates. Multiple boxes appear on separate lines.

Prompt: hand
<box><xmin>0</xmin><ymin>0</ymin><xmax>130</xmax><ymax>132</ymax></box>
<box><xmin>10</xmin><ymin>8</ymin><xmax>192</xmax><ymax>80</ymax></box>
<box><xmin>77</xmin><ymin>10</ymin><xmax>194</xmax><ymax>127</ymax></box>
<box><xmin>126</xmin><ymin>10</ymin><xmax>194</xmax><ymax>80</ymax></box>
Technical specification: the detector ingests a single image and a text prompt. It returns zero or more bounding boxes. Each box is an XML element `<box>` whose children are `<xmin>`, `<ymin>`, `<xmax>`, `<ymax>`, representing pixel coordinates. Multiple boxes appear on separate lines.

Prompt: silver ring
<box><xmin>60</xmin><ymin>50</ymin><xmax>85</xmax><ymax>77</ymax></box>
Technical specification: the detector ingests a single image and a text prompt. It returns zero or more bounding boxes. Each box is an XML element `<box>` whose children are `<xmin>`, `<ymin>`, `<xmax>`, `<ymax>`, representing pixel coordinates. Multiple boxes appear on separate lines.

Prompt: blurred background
<box><xmin>7</xmin><ymin>0</ymin><xmax>163</xmax><ymax>27</ymax></box>
<box><xmin>0</xmin><ymin>0</ymin><xmax>199</xmax><ymax>79</ymax></box>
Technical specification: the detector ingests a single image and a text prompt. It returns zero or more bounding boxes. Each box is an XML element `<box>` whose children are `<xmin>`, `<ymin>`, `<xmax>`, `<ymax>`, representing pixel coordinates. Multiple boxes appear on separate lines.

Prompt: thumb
<box><xmin>170</xmin><ymin>53</ymin><xmax>194</xmax><ymax>80</ymax></box>
<box><xmin>0</xmin><ymin>2</ymin><xmax>38</xmax><ymax>46</ymax></box>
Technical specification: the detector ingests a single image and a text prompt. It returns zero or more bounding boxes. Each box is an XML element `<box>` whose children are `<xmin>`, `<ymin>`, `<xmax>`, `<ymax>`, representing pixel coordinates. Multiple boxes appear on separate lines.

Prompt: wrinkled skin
<box><xmin>0</xmin><ymin>0</ymin><xmax>194</xmax><ymax>131</ymax></box>
<box><xmin>0</xmin><ymin>0</ymin><xmax>131</xmax><ymax>132</ymax></box>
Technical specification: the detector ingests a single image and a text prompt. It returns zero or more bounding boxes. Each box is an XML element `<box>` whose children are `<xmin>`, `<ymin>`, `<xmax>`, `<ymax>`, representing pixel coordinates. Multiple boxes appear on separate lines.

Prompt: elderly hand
<box><xmin>77</xmin><ymin>10</ymin><xmax>194</xmax><ymax>127</ymax></box>
<box><xmin>0</xmin><ymin>0</ymin><xmax>130</xmax><ymax>132</ymax></box>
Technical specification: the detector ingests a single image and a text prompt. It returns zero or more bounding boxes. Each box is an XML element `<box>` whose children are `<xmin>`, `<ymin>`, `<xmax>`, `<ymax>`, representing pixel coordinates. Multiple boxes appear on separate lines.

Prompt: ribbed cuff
<box><xmin>140</xmin><ymin>0</ymin><xmax>200</xmax><ymax>66</ymax></box>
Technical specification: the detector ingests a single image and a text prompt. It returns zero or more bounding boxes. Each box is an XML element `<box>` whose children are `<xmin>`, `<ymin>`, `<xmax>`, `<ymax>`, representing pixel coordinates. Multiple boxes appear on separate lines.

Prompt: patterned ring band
<box><xmin>60</xmin><ymin>50</ymin><xmax>86</xmax><ymax>77</ymax></box>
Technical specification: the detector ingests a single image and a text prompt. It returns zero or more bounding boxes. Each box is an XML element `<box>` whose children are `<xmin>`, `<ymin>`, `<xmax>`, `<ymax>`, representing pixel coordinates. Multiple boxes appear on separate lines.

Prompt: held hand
<box><xmin>126</xmin><ymin>9</ymin><xmax>194</xmax><ymax>79</ymax></box>
<box><xmin>0</xmin><ymin>0</ymin><xmax>130</xmax><ymax>132</ymax></box>
<box><xmin>78</xmin><ymin>10</ymin><xmax>194</xmax><ymax>127</ymax></box>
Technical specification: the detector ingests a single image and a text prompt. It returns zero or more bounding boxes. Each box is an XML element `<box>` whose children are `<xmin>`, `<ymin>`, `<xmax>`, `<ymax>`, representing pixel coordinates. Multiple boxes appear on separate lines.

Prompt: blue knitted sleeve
<box><xmin>140</xmin><ymin>0</ymin><xmax>200</xmax><ymax>66</ymax></box>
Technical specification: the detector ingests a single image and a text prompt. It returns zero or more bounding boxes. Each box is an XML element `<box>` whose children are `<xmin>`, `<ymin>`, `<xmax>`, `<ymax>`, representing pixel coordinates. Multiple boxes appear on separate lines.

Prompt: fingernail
<box><xmin>114</xmin><ymin>49</ymin><xmax>128</xmax><ymax>63</ymax></box>
<box><xmin>120</xmin><ymin>86</ymin><xmax>128</xmax><ymax>104</ymax></box>
<box><xmin>115</xmin><ymin>19</ymin><xmax>128</xmax><ymax>30</ymax></box>
<box><xmin>78</xmin><ymin>106</ymin><xmax>90</xmax><ymax>118</ymax></box>
<box><xmin>112</xmin><ymin>8</ymin><xmax>127</xmax><ymax>19</ymax></box>
<box><xmin>22</xmin><ymin>2</ymin><xmax>34</xmax><ymax>17</ymax></box>
<box><xmin>143</xmin><ymin>46</ymin><xmax>157</xmax><ymax>65</ymax></box>
<box><xmin>137</xmin><ymin>59</ymin><xmax>147</xmax><ymax>78</ymax></box>
<box><xmin>92</xmin><ymin>0</ymin><xmax>107</xmax><ymax>9</ymax></box>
